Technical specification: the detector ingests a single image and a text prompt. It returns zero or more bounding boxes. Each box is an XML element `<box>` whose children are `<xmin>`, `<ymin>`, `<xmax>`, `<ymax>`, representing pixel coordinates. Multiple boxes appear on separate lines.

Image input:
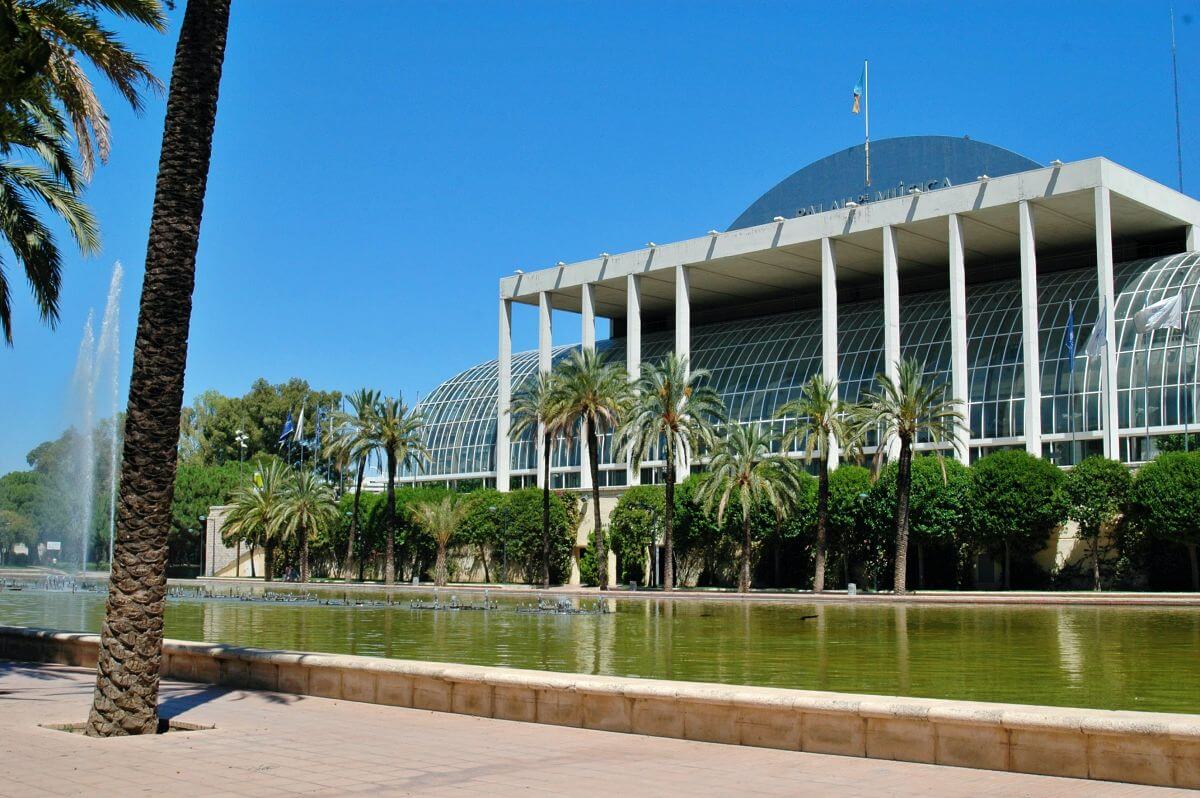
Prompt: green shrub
<box><xmin>1127</xmin><ymin>451</ymin><xmax>1200</xmax><ymax>590</ymax></box>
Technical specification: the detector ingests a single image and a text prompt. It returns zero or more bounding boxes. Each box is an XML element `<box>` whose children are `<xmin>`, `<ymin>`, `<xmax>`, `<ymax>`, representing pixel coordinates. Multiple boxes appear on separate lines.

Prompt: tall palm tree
<box><xmin>272</xmin><ymin>470</ymin><xmax>339</xmax><ymax>584</ymax></box>
<box><xmin>1</xmin><ymin>0</ymin><xmax>163</xmax><ymax>344</ymax></box>
<box><xmin>549</xmin><ymin>348</ymin><xmax>630</xmax><ymax>590</ymax></box>
<box><xmin>775</xmin><ymin>374</ymin><xmax>859</xmax><ymax>593</ymax></box>
<box><xmin>508</xmin><ymin>371</ymin><xmax>565</xmax><ymax>588</ymax></box>
<box><xmin>326</xmin><ymin>388</ymin><xmax>380</xmax><ymax>580</ymax></box>
<box><xmin>221</xmin><ymin>461</ymin><xmax>288</xmax><ymax>582</ymax></box>
<box><xmin>86</xmin><ymin>0</ymin><xmax>231</xmax><ymax>738</ymax></box>
<box><xmin>698</xmin><ymin>424</ymin><xmax>800</xmax><ymax>593</ymax></box>
<box><xmin>1</xmin><ymin>0</ymin><xmax>165</xmax><ymax>176</ymax></box>
<box><xmin>412</xmin><ymin>494</ymin><xmax>468</xmax><ymax>587</ymax></box>
<box><xmin>371</xmin><ymin>394</ymin><xmax>428</xmax><ymax>584</ymax></box>
<box><xmin>852</xmin><ymin>358</ymin><xmax>964</xmax><ymax>594</ymax></box>
<box><xmin>617</xmin><ymin>353</ymin><xmax>724</xmax><ymax>590</ymax></box>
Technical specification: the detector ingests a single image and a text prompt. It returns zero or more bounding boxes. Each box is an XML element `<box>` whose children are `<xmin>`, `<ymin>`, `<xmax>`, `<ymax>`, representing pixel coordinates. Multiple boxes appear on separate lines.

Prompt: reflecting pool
<box><xmin>2</xmin><ymin>589</ymin><xmax>1198</xmax><ymax>714</ymax></box>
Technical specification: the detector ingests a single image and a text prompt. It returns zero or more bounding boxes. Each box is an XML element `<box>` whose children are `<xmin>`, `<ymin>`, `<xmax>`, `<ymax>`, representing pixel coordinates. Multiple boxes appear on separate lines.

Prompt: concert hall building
<box><xmin>411</xmin><ymin>135</ymin><xmax>1200</xmax><ymax>492</ymax></box>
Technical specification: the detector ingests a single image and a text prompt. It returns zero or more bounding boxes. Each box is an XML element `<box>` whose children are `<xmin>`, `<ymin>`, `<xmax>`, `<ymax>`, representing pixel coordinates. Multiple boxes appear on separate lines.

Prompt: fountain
<box><xmin>59</xmin><ymin>263</ymin><xmax>124</xmax><ymax>573</ymax></box>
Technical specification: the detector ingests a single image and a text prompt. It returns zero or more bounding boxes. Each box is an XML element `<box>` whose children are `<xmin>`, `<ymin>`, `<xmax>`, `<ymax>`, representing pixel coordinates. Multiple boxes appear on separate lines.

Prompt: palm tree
<box><xmin>222</xmin><ymin>461</ymin><xmax>288</xmax><ymax>582</ymax></box>
<box><xmin>852</xmin><ymin>358</ymin><xmax>965</xmax><ymax>594</ymax></box>
<box><xmin>775</xmin><ymin>374</ymin><xmax>859</xmax><ymax>593</ymax></box>
<box><xmin>412</xmin><ymin>495</ymin><xmax>468</xmax><ymax>587</ymax></box>
<box><xmin>86</xmin><ymin>0</ymin><xmax>232</xmax><ymax>738</ymax></box>
<box><xmin>371</xmin><ymin>395</ymin><xmax>428</xmax><ymax>584</ymax></box>
<box><xmin>617</xmin><ymin>353</ymin><xmax>724</xmax><ymax>590</ymax></box>
<box><xmin>508</xmin><ymin>372</ymin><xmax>565</xmax><ymax>588</ymax></box>
<box><xmin>1</xmin><ymin>0</ymin><xmax>163</xmax><ymax>344</ymax></box>
<box><xmin>549</xmin><ymin>348</ymin><xmax>630</xmax><ymax>590</ymax></box>
<box><xmin>0</xmin><ymin>103</ymin><xmax>98</xmax><ymax>344</ymax></box>
<box><xmin>698</xmin><ymin>424</ymin><xmax>800</xmax><ymax>593</ymax></box>
<box><xmin>326</xmin><ymin>388</ymin><xmax>380</xmax><ymax>580</ymax></box>
<box><xmin>1</xmin><ymin>0</ymin><xmax>165</xmax><ymax>176</ymax></box>
<box><xmin>272</xmin><ymin>470</ymin><xmax>339</xmax><ymax>584</ymax></box>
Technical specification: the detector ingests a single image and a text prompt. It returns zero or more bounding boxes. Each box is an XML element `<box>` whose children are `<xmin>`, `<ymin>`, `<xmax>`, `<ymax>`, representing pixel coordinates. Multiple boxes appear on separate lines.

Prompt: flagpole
<box><xmin>864</xmin><ymin>59</ymin><xmax>871</xmax><ymax>187</ymax></box>
<box><xmin>1068</xmin><ymin>301</ymin><xmax>1078</xmax><ymax>461</ymax></box>
<box><xmin>1172</xmin><ymin>5</ymin><xmax>1184</xmax><ymax>192</ymax></box>
<box><xmin>1144</xmin><ymin>331</ymin><xmax>1153</xmax><ymax>459</ymax></box>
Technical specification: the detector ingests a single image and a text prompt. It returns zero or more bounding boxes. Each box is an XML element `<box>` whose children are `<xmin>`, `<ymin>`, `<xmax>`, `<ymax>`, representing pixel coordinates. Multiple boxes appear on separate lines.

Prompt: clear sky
<box><xmin>2</xmin><ymin>0</ymin><xmax>1197</xmax><ymax>474</ymax></box>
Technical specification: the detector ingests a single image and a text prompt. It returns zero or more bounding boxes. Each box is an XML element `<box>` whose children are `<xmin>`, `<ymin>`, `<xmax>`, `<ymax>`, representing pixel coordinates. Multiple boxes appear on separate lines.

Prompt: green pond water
<box><xmin>2</xmin><ymin>589</ymin><xmax>1199</xmax><ymax>714</ymax></box>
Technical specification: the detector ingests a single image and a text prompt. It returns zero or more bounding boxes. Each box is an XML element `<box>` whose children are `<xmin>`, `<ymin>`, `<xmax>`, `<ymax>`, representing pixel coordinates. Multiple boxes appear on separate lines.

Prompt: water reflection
<box><xmin>1</xmin><ymin>591</ymin><xmax>1198</xmax><ymax>714</ymax></box>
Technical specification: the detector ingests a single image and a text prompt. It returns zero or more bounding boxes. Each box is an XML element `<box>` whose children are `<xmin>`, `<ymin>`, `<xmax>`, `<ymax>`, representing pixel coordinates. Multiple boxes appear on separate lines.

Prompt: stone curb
<box><xmin>2</xmin><ymin>624</ymin><xmax>1198</xmax><ymax>789</ymax></box>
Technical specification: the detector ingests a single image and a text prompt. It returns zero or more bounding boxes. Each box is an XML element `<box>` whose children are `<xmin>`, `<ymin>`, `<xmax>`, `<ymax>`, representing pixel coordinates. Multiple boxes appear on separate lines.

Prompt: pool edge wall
<box><xmin>2</xmin><ymin>624</ymin><xmax>1198</xmax><ymax>789</ymax></box>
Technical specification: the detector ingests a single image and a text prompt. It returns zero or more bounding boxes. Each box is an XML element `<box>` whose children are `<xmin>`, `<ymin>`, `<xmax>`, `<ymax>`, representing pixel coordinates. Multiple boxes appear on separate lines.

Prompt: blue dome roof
<box><xmin>728</xmin><ymin>135</ymin><xmax>1040</xmax><ymax>230</ymax></box>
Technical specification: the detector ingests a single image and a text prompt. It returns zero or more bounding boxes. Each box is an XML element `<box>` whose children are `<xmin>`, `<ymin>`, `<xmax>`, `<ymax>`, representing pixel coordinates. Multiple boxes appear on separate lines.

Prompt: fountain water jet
<box><xmin>95</xmin><ymin>263</ymin><xmax>123</xmax><ymax>569</ymax></box>
<box><xmin>67</xmin><ymin>313</ymin><xmax>97</xmax><ymax>571</ymax></box>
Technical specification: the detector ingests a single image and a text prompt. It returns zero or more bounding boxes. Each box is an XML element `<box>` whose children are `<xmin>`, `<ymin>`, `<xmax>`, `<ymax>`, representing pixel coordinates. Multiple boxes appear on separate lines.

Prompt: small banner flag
<box><xmin>294</xmin><ymin>405</ymin><xmax>306</xmax><ymax>443</ymax></box>
<box><xmin>278</xmin><ymin>410</ymin><xmax>295</xmax><ymax>444</ymax></box>
<box><xmin>1133</xmin><ymin>293</ymin><xmax>1183</xmax><ymax>334</ymax></box>
<box><xmin>1064</xmin><ymin>300</ymin><xmax>1077</xmax><ymax>366</ymax></box>
<box><xmin>1084</xmin><ymin>305</ymin><xmax>1107</xmax><ymax>358</ymax></box>
<box><xmin>852</xmin><ymin>66</ymin><xmax>865</xmax><ymax>114</ymax></box>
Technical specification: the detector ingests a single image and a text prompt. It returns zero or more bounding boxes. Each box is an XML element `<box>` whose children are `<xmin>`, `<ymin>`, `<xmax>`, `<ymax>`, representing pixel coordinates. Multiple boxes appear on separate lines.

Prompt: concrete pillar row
<box><xmin>948</xmin><ymin>214</ymin><xmax>971</xmax><ymax>462</ymax></box>
<box><xmin>1095</xmin><ymin>188</ymin><xmax>1121</xmax><ymax>459</ymax></box>
<box><xmin>1019</xmin><ymin>200</ymin><xmax>1043</xmax><ymax>457</ymax></box>
<box><xmin>496</xmin><ymin>297</ymin><xmax>512</xmax><ymax>492</ymax></box>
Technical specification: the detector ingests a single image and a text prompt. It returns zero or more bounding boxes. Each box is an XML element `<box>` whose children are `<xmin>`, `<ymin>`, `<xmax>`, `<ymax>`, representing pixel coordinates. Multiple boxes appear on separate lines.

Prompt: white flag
<box><xmin>294</xmin><ymin>405</ymin><xmax>305</xmax><ymax>442</ymax></box>
<box><xmin>1132</xmin><ymin>294</ymin><xmax>1182</xmax><ymax>334</ymax></box>
<box><xmin>1084</xmin><ymin>306</ymin><xmax>1107</xmax><ymax>358</ymax></box>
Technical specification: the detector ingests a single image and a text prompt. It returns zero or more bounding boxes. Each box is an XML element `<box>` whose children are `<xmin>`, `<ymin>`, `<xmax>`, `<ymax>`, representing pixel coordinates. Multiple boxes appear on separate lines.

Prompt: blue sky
<box><xmin>2</xmin><ymin>0</ymin><xmax>1197</xmax><ymax>474</ymax></box>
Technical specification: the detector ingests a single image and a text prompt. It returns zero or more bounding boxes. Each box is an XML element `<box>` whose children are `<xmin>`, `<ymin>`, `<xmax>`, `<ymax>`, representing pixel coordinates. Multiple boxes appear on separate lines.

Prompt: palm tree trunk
<box><xmin>299</xmin><ymin>525</ymin><xmax>309</xmax><ymax>584</ymax></box>
<box><xmin>86</xmin><ymin>0</ymin><xmax>231</xmax><ymax>738</ymax></box>
<box><xmin>814</xmin><ymin>455</ymin><xmax>829</xmax><ymax>592</ymax></box>
<box><xmin>739</xmin><ymin>514</ymin><xmax>752</xmax><ymax>593</ymax></box>
<box><xmin>893</xmin><ymin>438</ymin><xmax>913</xmax><ymax>594</ymax></box>
<box><xmin>264</xmin><ymin>540</ymin><xmax>274</xmax><ymax>582</ymax></box>
<box><xmin>663</xmin><ymin>438</ymin><xmax>676</xmax><ymax>591</ymax></box>
<box><xmin>343</xmin><ymin>456</ymin><xmax>365</xmax><ymax>580</ymax></box>
<box><xmin>587</xmin><ymin>418</ymin><xmax>607</xmax><ymax>590</ymax></box>
<box><xmin>1187</xmin><ymin>542</ymin><xmax>1198</xmax><ymax>591</ymax></box>
<box><xmin>541</xmin><ymin>430</ymin><xmax>551</xmax><ymax>588</ymax></box>
<box><xmin>384</xmin><ymin>449</ymin><xmax>397</xmax><ymax>585</ymax></box>
<box><xmin>435</xmin><ymin>543</ymin><xmax>447</xmax><ymax>587</ymax></box>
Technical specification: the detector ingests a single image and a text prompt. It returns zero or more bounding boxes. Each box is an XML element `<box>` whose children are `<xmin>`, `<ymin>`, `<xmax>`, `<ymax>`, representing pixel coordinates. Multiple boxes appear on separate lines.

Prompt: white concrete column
<box><xmin>626</xmin><ymin>274</ymin><xmax>642</xmax><ymax>486</ymax></box>
<box><xmin>581</xmin><ymin>282</ymin><xmax>596</xmax><ymax>350</ymax></box>
<box><xmin>820</xmin><ymin>237</ymin><xmax>840</xmax><ymax>467</ymax></box>
<box><xmin>1019</xmin><ymin>201</ymin><xmax>1043</xmax><ymax>457</ymax></box>
<box><xmin>580</xmin><ymin>284</ymin><xmax>595</xmax><ymax>490</ymax></box>
<box><xmin>537</xmin><ymin>292</ymin><xmax>553</xmax><ymax>489</ymax></box>
<box><xmin>882</xmin><ymin>227</ymin><xmax>902</xmax><ymax>459</ymax></box>
<box><xmin>1095</xmin><ymin>188</ymin><xmax>1121</xmax><ymax>459</ymax></box>
<box><xmin>497</xmin><ymin>297</ymin><xmax>512</xmax><ymax>492</ymax></box>
<box><xmin>882</xmin><ymin>226</ymin><xmax>901</xmax><ymax>382</ymax></box>
<box><xmin>675</xmin><ymin>264</ymin><xmax>691</xmax><ymax>481</ymax></box>
<box><xmin>948</xmin><ymin>214</ymin><xmax>970</xmax><ymax>462</ymax></box>
<box><xmin>1188</xmin><ymin>224</ymin><xmax>1198</xmax><ymax>251</ymax></box>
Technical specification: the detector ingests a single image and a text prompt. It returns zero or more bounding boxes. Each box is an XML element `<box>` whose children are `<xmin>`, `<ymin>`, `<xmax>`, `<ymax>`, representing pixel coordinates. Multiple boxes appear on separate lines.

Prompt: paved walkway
<box><xmin>0</xmin><ymin>661</ymin><xmax>1189</xmax><ymax>797</ymax></box>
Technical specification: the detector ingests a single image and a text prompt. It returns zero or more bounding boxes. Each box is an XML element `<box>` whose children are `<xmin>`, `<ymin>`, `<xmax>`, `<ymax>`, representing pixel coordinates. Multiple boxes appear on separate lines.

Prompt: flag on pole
<box><xmin>852</xmin><ymin>66</ymin><xmax>865</xmax><ymax>114</ymax></box>
<box><xmin>1064</xmin><ymin>301</ymin><xmax>1078</xmax><ymax>366</ymax></box>
<box><xmin>1133</xmin><ymin>293</ymin><xmax>1183</xmax><ymax>334</ymax></box>
<box><xmin>1084</xmin><ymin>305</ymin><xmax>1107</xmax><ymax>358</ymax></box>
<box><xmin>315</xmin><ymin>407</ymin><xmax>322</xmax><ymax>449</ymax></box>
<box><xmin>294</xmin><ymin>405</ymin><xmax>306</xmax><ymax>443</ymax></box>
<box><xmin>278</xmin><ymin>410</ymin><xmax>295</xmax><ymax>444</ymax></box>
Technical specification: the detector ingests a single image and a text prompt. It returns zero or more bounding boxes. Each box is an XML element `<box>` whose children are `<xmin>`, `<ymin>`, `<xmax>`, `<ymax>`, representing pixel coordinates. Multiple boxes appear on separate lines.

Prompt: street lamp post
<box><xmin>234</xmin><ymin>430</ymin><xmax>248</xmax><ymax>577</ymax></box>
<box><xmin>199</xmin><ymin>514</ymin><xmax>208</xmax><ymax>578</ymax></box>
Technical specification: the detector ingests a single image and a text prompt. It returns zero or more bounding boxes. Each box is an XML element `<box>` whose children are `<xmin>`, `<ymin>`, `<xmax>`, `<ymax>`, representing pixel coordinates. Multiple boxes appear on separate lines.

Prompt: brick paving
<box><xmin>0</xmin><ymin>661</ymin><xmax>1189</xmax><ymax>797</ymax></box>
